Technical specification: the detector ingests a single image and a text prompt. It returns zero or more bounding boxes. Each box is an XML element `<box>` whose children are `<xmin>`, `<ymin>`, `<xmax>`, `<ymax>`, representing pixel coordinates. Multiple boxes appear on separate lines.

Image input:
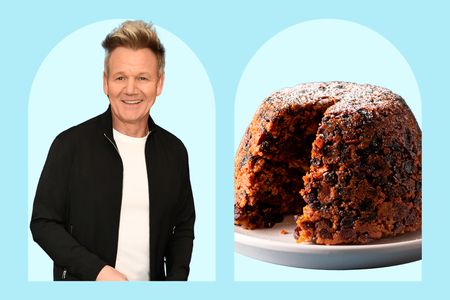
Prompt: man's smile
<box><xmin>121</xmin><ymin>99</ymin><xmax>143</xmax><ymax>105</ymax></box>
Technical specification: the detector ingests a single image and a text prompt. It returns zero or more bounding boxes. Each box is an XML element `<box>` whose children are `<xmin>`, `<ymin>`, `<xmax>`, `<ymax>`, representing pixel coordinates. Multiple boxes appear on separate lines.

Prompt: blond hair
<box><xmin>102</xmin><ymin>20</ymin><xmax>165</xmax><ymax>76</ymax></box>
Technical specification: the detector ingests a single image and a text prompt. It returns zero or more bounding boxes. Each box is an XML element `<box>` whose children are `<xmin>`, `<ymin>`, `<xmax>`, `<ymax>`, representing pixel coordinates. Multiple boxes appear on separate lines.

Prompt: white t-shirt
<box><xmin>113</xmin><ymin>128</ymin><xmax>150</xmax><ymax>281</ymax></box>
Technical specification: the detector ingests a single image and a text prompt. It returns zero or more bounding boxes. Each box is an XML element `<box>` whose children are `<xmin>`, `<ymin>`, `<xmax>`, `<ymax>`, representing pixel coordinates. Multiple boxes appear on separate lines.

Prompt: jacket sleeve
<box><xmin>165</xmin><ymin>148</ymin><xmax>196</xmax><ymax>281</ymax></box>
<box><xmin>30</xmin><ymin>132</ymin><xmax>107</xmax><ymax>280</ymax></box>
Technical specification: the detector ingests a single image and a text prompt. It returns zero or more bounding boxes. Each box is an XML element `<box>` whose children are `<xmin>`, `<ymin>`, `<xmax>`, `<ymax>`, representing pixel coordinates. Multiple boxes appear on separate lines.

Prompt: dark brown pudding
<box><xmin>234</xmin><ymin>82</ymin><xmax>421</xmax><ymax>245</ymax></box>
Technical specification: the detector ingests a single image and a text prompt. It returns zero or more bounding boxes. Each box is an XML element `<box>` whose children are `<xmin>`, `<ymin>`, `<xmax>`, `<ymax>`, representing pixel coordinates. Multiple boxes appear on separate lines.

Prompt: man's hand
<box><xmin>96</xmin><ymin>265</ymin><xmax>128</xmax><ymax>281</ymax></box>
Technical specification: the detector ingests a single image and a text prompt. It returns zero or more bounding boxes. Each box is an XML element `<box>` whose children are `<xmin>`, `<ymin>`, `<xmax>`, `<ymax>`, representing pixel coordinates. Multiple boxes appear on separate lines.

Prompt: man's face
<box><xmin>103</xmin><ymin>47</ymin><xmax>164</xmax><ymax>131</ymax></box>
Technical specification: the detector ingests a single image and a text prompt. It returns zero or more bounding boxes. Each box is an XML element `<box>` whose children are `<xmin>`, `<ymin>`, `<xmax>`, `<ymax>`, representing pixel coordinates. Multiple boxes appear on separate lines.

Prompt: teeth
<box><xmin>123</xmin><ymin>100</ymin><xmax>141</xmax><ymax>104</ymax></box>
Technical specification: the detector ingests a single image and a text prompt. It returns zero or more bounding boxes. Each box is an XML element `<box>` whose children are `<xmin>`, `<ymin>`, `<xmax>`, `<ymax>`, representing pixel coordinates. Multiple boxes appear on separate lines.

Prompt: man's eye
<box><xmin>138</xmin><ymin>77</ymin><xmax>148</xmax><ymax>81</ymax></box>
<box><xmin>115</xmin><ymin>76</ymin><xmax>126</xmax><ymax>81</ymax></box>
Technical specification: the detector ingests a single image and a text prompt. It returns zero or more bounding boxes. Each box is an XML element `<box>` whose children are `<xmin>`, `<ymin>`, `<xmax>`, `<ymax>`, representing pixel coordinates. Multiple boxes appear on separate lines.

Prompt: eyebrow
<box><xmin>137</xmin><ymin>72</ymin><xmax>152</xmax><ymax>77</ymax></box>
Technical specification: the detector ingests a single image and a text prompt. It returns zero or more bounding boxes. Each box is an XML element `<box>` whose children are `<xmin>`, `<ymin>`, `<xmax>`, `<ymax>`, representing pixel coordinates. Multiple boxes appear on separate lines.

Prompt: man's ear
<box><xmin>103</xmin><ymin>71</ymin><xmax>109</xmax><ymax>97</ymax></box>
<box><xmin>156</xmin><ymin>72</ymin><xmax>165</xmax><ymax>96</ymax></box>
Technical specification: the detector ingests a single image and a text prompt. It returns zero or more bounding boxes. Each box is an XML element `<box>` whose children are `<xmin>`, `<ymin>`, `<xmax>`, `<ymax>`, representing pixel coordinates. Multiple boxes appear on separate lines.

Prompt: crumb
<box><xmin>280</xmin><ymin>229</ymin><xmax>289</xmax><ymax>235</ymax></box>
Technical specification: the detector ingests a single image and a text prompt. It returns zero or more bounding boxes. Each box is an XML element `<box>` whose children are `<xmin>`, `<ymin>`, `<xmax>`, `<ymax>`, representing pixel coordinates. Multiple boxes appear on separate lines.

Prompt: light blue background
<box><xmin>235</xmin><ymin>19</ymin><xmax>421</xmax><ymax>281</ymax></box>
<box><xmin>27</xmin><ymin>19</ymin><xmax>215</xmax><ymax>281</ymax></box>
<box><xmin>1</xmin><ymin>0</ymin><xmax>448</xmax><ymax>299</ymax></box>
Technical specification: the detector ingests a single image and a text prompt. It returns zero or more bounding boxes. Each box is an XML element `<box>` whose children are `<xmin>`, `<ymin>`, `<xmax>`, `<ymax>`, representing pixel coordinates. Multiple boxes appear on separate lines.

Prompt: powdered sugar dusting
<box><xmin>264</xmin><ymin>81</ymin><xmax>405</xmax><ymax>114</ymax></box>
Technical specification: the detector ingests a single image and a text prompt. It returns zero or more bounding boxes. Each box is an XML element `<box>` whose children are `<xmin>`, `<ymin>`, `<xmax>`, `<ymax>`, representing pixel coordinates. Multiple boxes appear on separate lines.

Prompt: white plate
<box><xmin>235</xmin><ymin>216</ymin><xmax>422</xmax><ymax>270</ymax></box>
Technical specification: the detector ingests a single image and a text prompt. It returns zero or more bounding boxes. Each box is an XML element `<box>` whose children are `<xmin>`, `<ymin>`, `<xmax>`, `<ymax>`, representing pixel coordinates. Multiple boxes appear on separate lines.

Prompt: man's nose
<box><xmin>125</xmin><ymin>78</ymin><xmax>137</xmax><ymax>94</ymax></box>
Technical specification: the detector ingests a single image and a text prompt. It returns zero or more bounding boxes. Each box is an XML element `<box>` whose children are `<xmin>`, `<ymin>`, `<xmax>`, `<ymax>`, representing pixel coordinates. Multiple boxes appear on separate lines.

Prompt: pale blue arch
<box><xmin>234</xmin><ymin>19</ymin><xmax>422</xmax><ymax>281</ymax></box>
<box><xmin>28</xmin><ymin>19</ymin><xmax>216</xmax><ymax>281</ymax></box>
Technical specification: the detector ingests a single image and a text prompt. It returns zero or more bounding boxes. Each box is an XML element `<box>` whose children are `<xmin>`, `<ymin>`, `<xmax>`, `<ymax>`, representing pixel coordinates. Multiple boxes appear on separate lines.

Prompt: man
<box><xmin>30</xmin><ymin>20</ymin><xmax>195</xmax><ymax>281</ymax></box>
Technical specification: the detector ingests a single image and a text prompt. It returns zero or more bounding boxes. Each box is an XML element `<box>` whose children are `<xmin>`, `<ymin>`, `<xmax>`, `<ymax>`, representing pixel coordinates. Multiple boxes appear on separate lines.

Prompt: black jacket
<box><xmin>30</xmin><ymin>107</ymin><xmax>195</xmax><ymax>281</ymax></box>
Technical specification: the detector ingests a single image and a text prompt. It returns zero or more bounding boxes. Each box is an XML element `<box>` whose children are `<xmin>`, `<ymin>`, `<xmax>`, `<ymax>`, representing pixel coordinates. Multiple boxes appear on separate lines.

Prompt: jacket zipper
<box><xmin>103</xmin><ymin>133</ymin><xmax>120</xmax><ymax>154</ymax></box>
<box><xmin>104</xmin><ymin>130</ymin><xmax>153</xmax><ymax>280</ymax></box>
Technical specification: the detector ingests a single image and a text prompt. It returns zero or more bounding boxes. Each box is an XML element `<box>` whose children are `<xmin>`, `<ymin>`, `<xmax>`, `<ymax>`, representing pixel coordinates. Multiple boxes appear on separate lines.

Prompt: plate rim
<box><xmin>235</xmin><ymin>225</ymin><xmax>422</xmax><ymax>254</ymax></box>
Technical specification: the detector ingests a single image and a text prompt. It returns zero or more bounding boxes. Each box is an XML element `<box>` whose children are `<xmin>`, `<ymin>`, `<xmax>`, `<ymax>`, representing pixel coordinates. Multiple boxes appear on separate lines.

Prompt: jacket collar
<box><xmin>101</xmin><ymin>105</ymin><xmax>158</xmax><ymax>139</ymax></box>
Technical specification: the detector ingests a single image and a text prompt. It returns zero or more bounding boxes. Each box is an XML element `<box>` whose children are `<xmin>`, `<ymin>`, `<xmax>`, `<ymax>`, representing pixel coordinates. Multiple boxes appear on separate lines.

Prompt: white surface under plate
<box><xmin>235</xmin><ymin>215</ymin><xmax>422</xmax><ymax>270</ymax></box>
